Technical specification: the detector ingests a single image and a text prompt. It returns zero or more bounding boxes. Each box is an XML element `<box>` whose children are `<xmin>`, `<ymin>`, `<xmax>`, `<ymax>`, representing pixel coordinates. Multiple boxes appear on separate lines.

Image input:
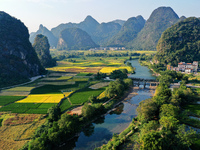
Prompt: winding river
<box><xmin>59</xmin><ymin>59</ymin><xmax>156</xmax><ymax>150</ymax></box>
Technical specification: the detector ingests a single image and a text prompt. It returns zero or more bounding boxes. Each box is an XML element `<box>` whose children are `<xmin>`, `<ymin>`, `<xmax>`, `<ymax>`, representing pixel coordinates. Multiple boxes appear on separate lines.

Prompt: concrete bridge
<box><xmin>128</xmin><ymin>77</ymin><xmax>159</xmax><ymax>89</ymax></box>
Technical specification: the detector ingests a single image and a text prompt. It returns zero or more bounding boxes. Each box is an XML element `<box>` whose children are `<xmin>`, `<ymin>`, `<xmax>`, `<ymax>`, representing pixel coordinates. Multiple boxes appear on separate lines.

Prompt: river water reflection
<box><xmin>59</xmin><ymin>59</ymin><xmax>155</xmax><ymax>150</ymax></box>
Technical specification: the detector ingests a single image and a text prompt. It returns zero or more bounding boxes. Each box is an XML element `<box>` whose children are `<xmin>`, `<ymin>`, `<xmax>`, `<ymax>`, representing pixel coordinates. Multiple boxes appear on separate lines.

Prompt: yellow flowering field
<box><xmin>100</xmin><ymin>66</ymin><xmax>132</xmax><ymax>74</ymax></box>
<box><xmin>63</xmin><ymin>91</ymin><xmax>73</xmax><ymax>97</ymax></box>
<box><xmin>16</xmin><ymin>94</ymin><xmax>64</xmax><ymax>103</ymax></box>
<box><xmin>47</xmin><ymin>66</ymin><xmax>86</xmax><ymax>72</ymax></box>
<box><xmin>97</xmin><ymin>91</ymin><xmax>107</xmax><ymax>99</ymax></box>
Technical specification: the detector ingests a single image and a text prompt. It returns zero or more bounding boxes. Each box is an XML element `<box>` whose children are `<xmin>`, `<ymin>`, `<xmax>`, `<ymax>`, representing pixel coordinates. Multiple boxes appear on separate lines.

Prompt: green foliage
<box><xmin>140</xmin><ymin>120</ymin><xmax>159</xmax><ymax>136</ymax></box>
<box><xmin>33</xmin><ymin>34</ymin><xmax>56</xmax><ymax>67</ymax></box>
<box><xmin>159</xmin><ymin>116</ymin><xmax>179</xmax><ymax>130</ymax></box>
<box><xmin>176</xmin><ymin>125</ymin><xmax>197</xmax><ymax>148</ymax></box>
<box><xmin>139</xmin><ymin>53</ymin><xmax>154</xmax><ymax>61</ymax></box>
<box><xmin>95</xmin><ymin>72</ymin><xmax>107</xmax><ymax>80</ymax></box>
<box><xmin>105</xmin><ymin>79</ymin><xmax>126</xmax><ymax>98</ymax></box>
<box><xmin>81</xmin><ymin>103</ymin><xmax>106</xmax><ymax>119</ymax></box>
<box><xmin>81</xmin><ymin>103</ymin><xmax>95</xmax><ymax>119</ymax></box>
<box><xmin>123</xmin><ymin>78</ymin><xmax>133</xmax><ymax>88</ymax></box>
<box><xmin>155</xmin><ymin>17</ymin><xmax>200</xmax><ymax>66</ymax></box>
<box><xmin>140</xmin><ymin>130</ymin><xmax>163</xmax><ymax>150</ymax></box>
<box><xmin>109</xmin><ymin>69</ymin><xmax>127</xmax><ymax>79</ymax></box>
<box><xmin>159</xmin><ymin>104</ymin><xmax>179</xmax><ymax>118</ymax></box>
<box><xmin>136</xmin><ymin>98</ymin><xmax>158</xmax><ymax>122</ymax></box>
<box><xmin>47</xmin><ymin>106</ymin><xmax>61</xmax><ymax>122</ymax></box>
<box><xmin>153</xmin><ymin>85</ymin><xmax>172</xmax><ymax>106</ymax></box>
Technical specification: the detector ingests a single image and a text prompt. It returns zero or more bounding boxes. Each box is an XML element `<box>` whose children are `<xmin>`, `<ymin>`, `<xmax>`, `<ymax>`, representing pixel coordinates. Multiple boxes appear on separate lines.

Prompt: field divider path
<box><xmin>67</xmin><ymin>98</ymin><xmax>72</xmax><ymax>105</ymax></box>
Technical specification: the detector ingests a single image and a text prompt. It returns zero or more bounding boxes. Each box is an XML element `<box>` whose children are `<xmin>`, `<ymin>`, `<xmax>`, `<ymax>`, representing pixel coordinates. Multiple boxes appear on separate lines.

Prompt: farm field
<box><xmin>47</xmin><ymin>54</ymin><xmax>134</xmax><ymax>74</ymax></box>
<box><xmin>0</xmin><ymin>86</ymin><xmax>36</xmax><ymax>96</ymax></box>
<box><xmin>89</xmin><ymin>82</ymin><xmax>110</xmax><ymax>89</ymax></box>
<box><xmin>0</xmin><ymin>53</ymin><xmax>140</xmax><ymax>114</ymax></box>
<box><xmin>0</xmin><ymin>96</ymin><xmax>25</xmax><ymax>106</ymax></box>
<box><xmin>0</xmin><ymin>112</ymin><xmax>46</xmax><ymax>150</ymax></box>
<box><xmin>69</xmin><ymin>87</ymin><xmax>106</xmax><ymax>104</ymax></box>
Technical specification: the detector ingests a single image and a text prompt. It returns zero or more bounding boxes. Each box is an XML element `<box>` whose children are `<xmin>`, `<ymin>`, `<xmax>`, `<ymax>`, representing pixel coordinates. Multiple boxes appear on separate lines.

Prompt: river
<box><xmin>59</xmin><ymin>59</ymin><xmax>156</xmax><ymax>150</ymax></box>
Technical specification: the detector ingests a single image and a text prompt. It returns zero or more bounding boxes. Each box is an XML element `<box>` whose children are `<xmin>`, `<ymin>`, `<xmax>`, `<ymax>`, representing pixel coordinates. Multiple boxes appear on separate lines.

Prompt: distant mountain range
<box><xmin>57</xmin><ymin>28</ymin><xmax>99</xmax><ymax>50</ymax></box>
<box><xmin>30</xmin><ymin>6</ymin><xmax>188</xmax><ymax>50</ymax></box>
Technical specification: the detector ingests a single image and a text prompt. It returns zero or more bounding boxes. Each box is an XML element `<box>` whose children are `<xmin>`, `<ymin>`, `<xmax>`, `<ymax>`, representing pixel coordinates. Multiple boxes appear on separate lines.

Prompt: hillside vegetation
<box><xmin>107</xmin><ymin>15</ymin><xmax>145</xmax><ymax>47</ymax></box>
<box><xmin>128</xmin><ymin>7</ymin><xmax>180</xmax><ymax>50</ymax></box>
<box><xmin>0</xmin><ymin>11</ymin><xmax>44</xmax><ymax>88</ymax></box>
<box><xmin>57</xmin><ymin>28</ymin><xmax>99</xmax><ymax>50</ymax></box>
<box><xmin>33</xmin><ymin>34</ymin><xmax>56</xmax><ymax>67</ymax></box>
<box><xmin>154</xmin><ymin>17</ymin><xmax>200</xmax><ymax>66</ymax></box>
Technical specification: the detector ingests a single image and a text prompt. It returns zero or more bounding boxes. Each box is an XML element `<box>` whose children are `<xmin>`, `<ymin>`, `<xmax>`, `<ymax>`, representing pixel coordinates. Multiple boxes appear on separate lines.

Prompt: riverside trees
<box><xmin>135</xmin><ymin>71</ymin><xmax>197</xmax><ymax>150</ymax></box>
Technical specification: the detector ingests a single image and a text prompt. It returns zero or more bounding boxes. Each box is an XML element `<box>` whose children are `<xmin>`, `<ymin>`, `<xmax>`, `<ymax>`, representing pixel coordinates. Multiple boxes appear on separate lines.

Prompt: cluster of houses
<box><xmin>167</xmin><ymin>61</ymin><xmax>199</xmax><ymax>73</ymax></box>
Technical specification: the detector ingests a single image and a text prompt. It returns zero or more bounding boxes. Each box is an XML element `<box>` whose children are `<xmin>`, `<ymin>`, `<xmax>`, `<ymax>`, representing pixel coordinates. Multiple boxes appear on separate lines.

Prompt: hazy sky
<box><xmin>0</xmin><ymin>0</ymin><xmax>200</xmax><ymax>33</ymax></box>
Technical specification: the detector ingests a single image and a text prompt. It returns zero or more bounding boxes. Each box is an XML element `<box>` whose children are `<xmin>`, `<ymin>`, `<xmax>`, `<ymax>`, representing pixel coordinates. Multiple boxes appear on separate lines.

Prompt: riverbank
<box><xmin>71</xmin><ymin>88</ymin><xmax>154</xmax><ymax>150</ymax></box>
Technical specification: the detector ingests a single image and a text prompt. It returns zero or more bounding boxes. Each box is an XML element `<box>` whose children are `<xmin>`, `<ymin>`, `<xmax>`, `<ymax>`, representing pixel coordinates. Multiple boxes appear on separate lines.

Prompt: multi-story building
<box><xmin>168</xmin><ymin>61</ymin><xmax>198</xmax><ymax>73</ymax></box>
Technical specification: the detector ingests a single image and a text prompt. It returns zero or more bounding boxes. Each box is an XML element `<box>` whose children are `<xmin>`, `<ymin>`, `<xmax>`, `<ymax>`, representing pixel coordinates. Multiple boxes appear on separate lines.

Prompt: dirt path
<box><xmin>67</xmin><ymin>98</ymin><xmax>72</xmax><ymax>105</ymax></box>
<box><xmin>0</xmin><ymin>75</ymin><xmax>44</xmax><ymax>90</ymax></box>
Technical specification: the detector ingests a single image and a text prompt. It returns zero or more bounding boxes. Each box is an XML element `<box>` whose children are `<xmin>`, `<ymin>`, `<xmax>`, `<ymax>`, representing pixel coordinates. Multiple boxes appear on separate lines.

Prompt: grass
<box><xmin>0</xmin><ymin>96</ymin><xmax>26</xmax><ymax>106</ymax></box>
<box><xmin>69</xmin><ymin>87</ymin><xmax>106</xmax><ymax>104</ymax></box>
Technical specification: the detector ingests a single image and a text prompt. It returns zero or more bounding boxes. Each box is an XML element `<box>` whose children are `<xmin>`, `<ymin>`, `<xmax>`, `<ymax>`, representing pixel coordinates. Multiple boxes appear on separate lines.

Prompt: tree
<box><xmin>109</xmin><ymin>70</ymin><xmax>127</xmax><ymax>79</ymax></box>
<box><xmin>58</xmin><ymin>113</ymin><xmax>80</xmax><ymax>134</ymax></box>
<box><xmin>88</xmin><ymin>95</ymin><xmax>97</xmax><ymax>103</ymax></box>
<box><xmin>159</xmin><ymin>116</ymin><xmax>179</xmax><ymax>131</ymax></box>
<box><xmin>81</xmin><ymin>103</ymin><xmax>95</xmax><ymax>119</ymax></box>
<box><xmin>176</xmin><ymin>124</ymin><xmax>197</xmax><ymax>148</ymax></box>
<box><xmin>153</xmin><ymin>85</ymin><xmax>172</xmax><ymax>106</ymax></box>
<box><xmin>33</xmin><ymin>34</ymin><xmax>56</xmax><ymax>67</ymax></box>
<box><xmin>124</xmin><ymin>78</ymin><xmax>133</xmax><ymax>88</ymax></box>
<box><xmin>137</xmin><ymin>98</ymin><xmax>158</xmax><ymax>122</ymax></box>
<box><xmin>47</xmin><ymin>106</ymin><xmax>61</xmax><ymax>122</ymax></box>
<box><xmin>105</xmin><ymin>79</ymin><xmax>125</xmax><ymax>98</ymax></box>
<box><xmin>159</xmin><ymin>104</ymin><xmax>179</xmax><ymax>118</ymax></box>
<box><xmin>140</xmin><ymin>130</ymin><xmax>163</xmax><ymax>150</ymax></box>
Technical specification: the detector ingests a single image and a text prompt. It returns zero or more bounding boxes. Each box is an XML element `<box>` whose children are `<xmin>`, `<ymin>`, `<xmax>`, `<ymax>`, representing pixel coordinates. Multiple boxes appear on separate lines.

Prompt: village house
<box><xmin>167</xmin><ymin>61</ymin><xmax>199</xmax><ymax>73</ymax></box>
